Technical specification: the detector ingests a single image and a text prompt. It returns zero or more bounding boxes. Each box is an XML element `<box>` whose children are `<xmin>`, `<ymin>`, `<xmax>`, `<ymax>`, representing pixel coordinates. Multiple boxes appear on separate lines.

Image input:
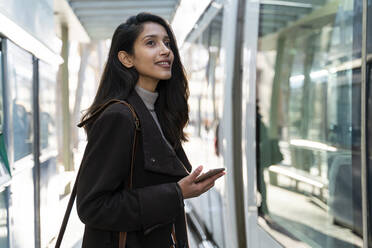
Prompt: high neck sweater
<box><xmin>135</xmin><ymin>85</ymin><xmax>174</xmax><ymax>151</ymax></box>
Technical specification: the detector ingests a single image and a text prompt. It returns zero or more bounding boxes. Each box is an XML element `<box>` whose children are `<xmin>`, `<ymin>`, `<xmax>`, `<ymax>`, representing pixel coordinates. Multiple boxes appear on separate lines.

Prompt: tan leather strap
<box><xmin>171</xmin><ymin>225</ymin><xmax>177</xmax><ymax>247</ymax></box>
<box><xmin>55</xmin><ymin>100</ymin><xmax>139</xmax><ymax>248</ymax></box>
<box><xmin>78</xmin><ymin>99</ymin><xmax>140</xmax><ymax>130</ymax></box>
<box><xmin>119</xmin><ymin>232</ymin><xmax>128</xmax><ymax>248</ymax></box>
<box><xmin>118</xmin><ymin>101</ymin><xmax>139</xmax><ymax>247</ymax></box>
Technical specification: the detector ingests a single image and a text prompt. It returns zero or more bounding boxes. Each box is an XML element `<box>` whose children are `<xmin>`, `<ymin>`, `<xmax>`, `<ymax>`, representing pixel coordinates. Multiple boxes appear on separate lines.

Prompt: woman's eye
<box><xmin>164</xmin><ymin>41</ymin><xmax>171</xmax><ymax>47</ymax></box>
<box><xmin>146</xmin><ymin>40</ymin><xmax>155</xmax><ymax>46</ymax></box>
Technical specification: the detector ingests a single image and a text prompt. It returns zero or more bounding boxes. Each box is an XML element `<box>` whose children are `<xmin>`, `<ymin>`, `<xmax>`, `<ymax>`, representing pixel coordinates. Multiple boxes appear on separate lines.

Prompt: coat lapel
<box><xmin>127</xmin><ymin>90</ymin><xmax>190</xmax><ymax>177</ymax></box>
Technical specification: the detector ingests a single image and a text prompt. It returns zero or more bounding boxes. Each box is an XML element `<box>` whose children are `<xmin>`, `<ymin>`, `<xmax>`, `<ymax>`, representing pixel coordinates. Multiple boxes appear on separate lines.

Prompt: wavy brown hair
<box><xmin>79</xmin><ymin>12</ymin><xmax>189</xmax><ymax>148</ymax></box>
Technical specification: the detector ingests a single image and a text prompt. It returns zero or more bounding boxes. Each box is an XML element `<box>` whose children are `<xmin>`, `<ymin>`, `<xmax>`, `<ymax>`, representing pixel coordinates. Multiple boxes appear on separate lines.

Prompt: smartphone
<box><xmin>194</xmin><ymin>168</ymin><xmax>225</xmax><ymax>183</ymax></box>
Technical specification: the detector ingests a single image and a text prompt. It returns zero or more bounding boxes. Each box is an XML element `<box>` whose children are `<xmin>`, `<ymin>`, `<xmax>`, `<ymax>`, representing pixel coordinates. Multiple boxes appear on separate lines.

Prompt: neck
<box><xmin>136</xmin><ymin>76</ymin><xmax>159</xmax><ymax>92</ymax></box>
<box><xmin>135</xmin><ymin>85</ymin><xmax>158</xmax><ymax>111</ymax></box>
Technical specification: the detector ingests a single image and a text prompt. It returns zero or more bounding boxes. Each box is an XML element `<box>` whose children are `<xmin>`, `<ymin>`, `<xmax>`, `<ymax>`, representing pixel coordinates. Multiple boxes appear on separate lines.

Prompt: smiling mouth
<box><xmin>155</xmin><ymin>61</ymin><xmax>171</xmax><ymax>68</ymax></box>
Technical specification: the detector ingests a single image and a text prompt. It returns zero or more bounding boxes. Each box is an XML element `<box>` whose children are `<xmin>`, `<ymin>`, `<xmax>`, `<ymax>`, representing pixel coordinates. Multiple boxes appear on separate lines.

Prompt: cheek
<box><xmin>134</xmin><ymin>53</ymin><xmax>154</xmax><ymax>71</ymax></box>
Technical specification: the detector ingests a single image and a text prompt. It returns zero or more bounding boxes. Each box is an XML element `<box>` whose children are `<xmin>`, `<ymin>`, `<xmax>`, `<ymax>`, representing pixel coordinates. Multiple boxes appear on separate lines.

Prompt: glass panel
<box><xmin>368</xmin><ymin>1</ymin><xmax>372</xmax><ymax>55</ymax></box>
<box><xmin>0</xmin><ymin>49</ymin><xmax>10</xmax><ymax>183</ymax></box>
<box><xmin>0</xmin><ymin>189</ymin><xmax>9</xmax><ymax>247</ymax></box>
<box><xmin>182</xmin><ymin>10</ymin><xmax>226</xmax><ymax>248</ymax></box>
<box><xmin>9</xmin><ymin>168</ymin><xmax>35</xmax><ymax>247</ymax></box>
<box><xmin>38</xmin><ymin>60</ymin><xmax>58</xmax><ymax>247</ymax></box>
<box><xmin>256</xmin><ymin>1</ymin><xmax>363</xmax><ymax>247</ymax></box>
<box><xmin>7</xmin><ymin>41</ymin><xmax>33</xmax><ymax>163</ymax></box>
<box><xmin>0</xmin><ymin>48</ymin><xmax>3</xmax><ymax>132</ymax></box>
<box><xmin>366</xmin><ymin>2</ymin><xmax>372</xmax><ymax>246</ymax></box>
<box><xmin>38</xmin><ymin>61</ymin><xmax>57</xmax><ymax>154</ymax></box>
<box><xmin>368</xmin><ymin>63</ymin><xmax>372</xmax><ymax>248</ymax></box>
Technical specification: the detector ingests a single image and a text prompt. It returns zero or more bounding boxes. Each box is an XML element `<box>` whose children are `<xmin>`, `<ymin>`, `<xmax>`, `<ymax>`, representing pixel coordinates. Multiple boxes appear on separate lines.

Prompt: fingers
<box><xmin>205</xmin><ymin>182</ymin><xmax>215</xmax><ymax>192</ymax></box>
<box><xmin>198</xmin><ymin>171</ymin><xmax>225</xmax><ymax>193</ymax></box>
<box><xmin>201</xmin><ymin>171</ymin><xmax>225</xmax><ymax>185</ymax></box>
<box><xmin>183</xmin><ymin>167</ymin><xmax>226</xmax><ymax>198</ymax></box>
<box><xmin>202</xmin><ymin>177</ymin><xmax>218</xmax><ymax>193</ymax></box>
<box><xmin>212</xmin><ymin>171</ymin><xmax>225</xmax><ymax>180</ymax></box>
<box><xmin>189</xmin><ymin>165</ymin><xmax>203</xmax><ymax>181</ymax></box>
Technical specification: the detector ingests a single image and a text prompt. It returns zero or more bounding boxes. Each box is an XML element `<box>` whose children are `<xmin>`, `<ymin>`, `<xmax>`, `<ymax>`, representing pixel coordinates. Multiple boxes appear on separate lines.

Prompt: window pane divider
<box><xmin>361</xmin><ymin>0</ymin><xmax>369</xmax><ymax>247</ymax></box>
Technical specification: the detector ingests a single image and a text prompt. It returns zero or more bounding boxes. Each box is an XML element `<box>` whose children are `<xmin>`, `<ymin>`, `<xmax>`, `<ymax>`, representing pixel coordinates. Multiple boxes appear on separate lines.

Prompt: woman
<box><xmin>76</xmin><ymin>12</ymin><xmax>225</xmax><ymax>248</ymax></box>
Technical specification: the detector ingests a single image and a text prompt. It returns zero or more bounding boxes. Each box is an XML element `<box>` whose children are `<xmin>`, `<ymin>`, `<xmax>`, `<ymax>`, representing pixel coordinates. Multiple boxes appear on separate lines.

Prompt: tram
<box><xmin>181</xmin><ymin>1</ymin><xmax>372</xmax><ymax>247</ymax></box>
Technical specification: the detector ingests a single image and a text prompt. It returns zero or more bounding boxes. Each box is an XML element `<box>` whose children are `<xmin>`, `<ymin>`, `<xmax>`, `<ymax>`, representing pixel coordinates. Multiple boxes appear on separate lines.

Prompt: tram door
<box><xmin>243</xmin><ymin>1</ymin><xmax>370</xmax><ymax>247</ymax></box>
<box><xmin>182</xmin><ymin>9</ymin><xmax>228</xmax><ymax>248</ymax></box>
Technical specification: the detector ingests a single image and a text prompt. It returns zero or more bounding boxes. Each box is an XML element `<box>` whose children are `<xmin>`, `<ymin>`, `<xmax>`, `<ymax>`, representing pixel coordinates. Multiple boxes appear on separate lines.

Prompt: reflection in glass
<box><xmin>0</xmin><ymin>190</ymin><xmax>8</xmax><ymax>247</ymax></box>
<box><xmin>182</xmin><ymin>11</ymin><xmax>226</xmax><ymax>248</ymax></box>
<box><xmin>7</xmin><ymin>41</ymin><xmax>33</xmax><ymax>162</ymax></box>
<box><xmin>368</xmin><ymin>1</ymin><xmax>372</xmax><ymax>54</ymax></box>
<box><xmin>368</xmin><ymin>64</ymin><xmax>372</xmax><ymax>247</ymax></box>
<box><xmin>183</xmin><ymin>12</ymin><xmax>223</xmax><ymax>139</ymax></box>
<box><xmin>39</xmin><ymin>61</ymin><xmax>57</xmax><ymax>153</ymax></box>
<box><xmin>256</xmin><ymin>1</ymin><xmax>363</xmax><ymax>247</ymax></box>
<box><xmin>0</xmin><ymin>50</ymin><xmax>11</xmax><ymax>181</ymax></box>
<box><xmin>0</xmin><ymin>50</ymin><xmax>3</xmax><ymax>132</ymax></box>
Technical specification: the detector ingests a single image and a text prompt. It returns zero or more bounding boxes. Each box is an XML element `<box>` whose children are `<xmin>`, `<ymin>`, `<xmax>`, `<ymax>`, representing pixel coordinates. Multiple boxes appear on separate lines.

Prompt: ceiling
<box><xmin>68</xmin><ymin>0</ymin><xmax>181</xmax><ymax>40</ymax></box>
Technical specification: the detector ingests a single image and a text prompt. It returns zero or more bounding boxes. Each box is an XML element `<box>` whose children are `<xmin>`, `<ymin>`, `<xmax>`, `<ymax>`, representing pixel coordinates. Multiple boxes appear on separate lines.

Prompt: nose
<box><xmin>160</xmin><ymin>42</ymin><xmax>171</xmax><ymax>56</ymax></box>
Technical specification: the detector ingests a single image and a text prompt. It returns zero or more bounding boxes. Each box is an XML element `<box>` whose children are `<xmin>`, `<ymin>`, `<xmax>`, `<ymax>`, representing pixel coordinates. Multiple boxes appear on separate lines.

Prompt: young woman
<box><xmin>76</xmin><ymin>12</ymin><xmax>225</xmax><ymax>248</ymax></box>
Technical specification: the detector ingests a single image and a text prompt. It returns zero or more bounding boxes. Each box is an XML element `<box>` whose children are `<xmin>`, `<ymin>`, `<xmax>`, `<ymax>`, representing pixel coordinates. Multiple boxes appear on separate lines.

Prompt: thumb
<box><xmin>190</xmin><ymin>165</ymin><xmax>203</xmax><ymax>180</ymax></box>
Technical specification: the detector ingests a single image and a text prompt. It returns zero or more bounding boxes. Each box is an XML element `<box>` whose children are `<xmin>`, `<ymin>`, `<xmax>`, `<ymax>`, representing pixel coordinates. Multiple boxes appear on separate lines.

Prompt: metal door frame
<box><xmin>361</xmin><ymin>0</ymin><xmax>370</xmax><ymax>247</ymax></box>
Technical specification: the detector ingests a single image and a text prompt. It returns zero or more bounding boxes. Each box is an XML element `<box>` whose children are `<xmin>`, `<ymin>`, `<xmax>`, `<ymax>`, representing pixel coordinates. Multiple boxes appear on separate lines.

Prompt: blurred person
<box><xmin>76</xmin><ymin>12</ymin><xmax>225</xmax><ymax>248</ymax></box>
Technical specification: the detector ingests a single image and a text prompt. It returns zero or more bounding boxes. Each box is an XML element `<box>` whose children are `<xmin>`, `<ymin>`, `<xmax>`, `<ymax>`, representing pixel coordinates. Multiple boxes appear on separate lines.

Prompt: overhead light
<box><xmin>260</xmin><ymin>0</ymin><xmax>312</xmax><ymax>8</ymax></box>
<box><xmin>290</xmin><ymin>139</ymin><xmax>337</xmax><ymax>152</ymax></box>
<box><xmin>310</xmin><ymin>69</ymin><xmax>328</xmax><ymax>79</ymax></box>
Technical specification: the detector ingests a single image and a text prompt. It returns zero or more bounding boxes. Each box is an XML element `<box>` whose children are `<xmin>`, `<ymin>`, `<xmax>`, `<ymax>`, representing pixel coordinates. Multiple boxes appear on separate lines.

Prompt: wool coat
<box><xmin>76</xmin><ymin>90</ymin><xmax>192</xmax><ymax>248</ymax></box>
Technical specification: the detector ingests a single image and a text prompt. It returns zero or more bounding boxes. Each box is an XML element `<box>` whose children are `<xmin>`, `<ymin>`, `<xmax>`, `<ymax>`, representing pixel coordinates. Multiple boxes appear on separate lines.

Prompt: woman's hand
<box><xmin>177</xmin><ymin>166</ymin><xmax>225</xmax><ymax>199</ymax></box>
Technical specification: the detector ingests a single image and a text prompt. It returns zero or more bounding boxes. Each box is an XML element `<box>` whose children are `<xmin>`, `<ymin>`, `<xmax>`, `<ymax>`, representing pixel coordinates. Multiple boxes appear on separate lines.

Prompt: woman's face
<box><xmin>131</xmin><ymin>22</ymin><xmax>174</xmax><ymax>84</ymax></box>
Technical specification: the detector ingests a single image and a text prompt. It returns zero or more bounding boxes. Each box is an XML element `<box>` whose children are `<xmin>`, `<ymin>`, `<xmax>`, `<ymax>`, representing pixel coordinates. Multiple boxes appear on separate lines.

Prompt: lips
<box><xmin>155</xmin><ymin>60</ymin><xmax>171</xmax><ymax>68</ymax></box>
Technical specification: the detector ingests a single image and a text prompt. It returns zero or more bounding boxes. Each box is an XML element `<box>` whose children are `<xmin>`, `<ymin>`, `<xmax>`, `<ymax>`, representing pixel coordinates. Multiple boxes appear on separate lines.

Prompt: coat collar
<box><xmin>126</xmin><ymin>90</ymin><xmax>190</xmax><ymax>177</ymax></box>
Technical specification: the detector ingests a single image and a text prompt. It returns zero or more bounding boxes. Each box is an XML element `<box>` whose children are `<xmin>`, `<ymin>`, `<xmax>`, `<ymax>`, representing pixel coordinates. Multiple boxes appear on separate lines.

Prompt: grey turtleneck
<box><xmin>135</xmin><ymin>85</ymin><xmax>174</xmax><ymax>151</ymax></box>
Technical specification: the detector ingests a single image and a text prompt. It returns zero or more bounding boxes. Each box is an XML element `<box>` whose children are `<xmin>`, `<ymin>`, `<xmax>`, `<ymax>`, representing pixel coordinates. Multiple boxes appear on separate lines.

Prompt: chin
<box><xmin>158</xmin><ymin>74</ymin><xmax>172</xmax><ymax>80</ymax></box>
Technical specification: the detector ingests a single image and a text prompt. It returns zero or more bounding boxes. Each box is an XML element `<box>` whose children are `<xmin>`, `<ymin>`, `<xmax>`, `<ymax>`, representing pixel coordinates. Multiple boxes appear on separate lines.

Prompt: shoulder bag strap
<box><xmin>55</xmin><ymin>100</ymin><xmax>140</xmax><ymax>248</ymax></box>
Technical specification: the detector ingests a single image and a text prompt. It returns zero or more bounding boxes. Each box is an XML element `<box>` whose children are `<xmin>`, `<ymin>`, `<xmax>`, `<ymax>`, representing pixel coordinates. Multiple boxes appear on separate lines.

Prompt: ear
<box><xmin>118</xmin><ymin>51</ymin><xmax>134</xmax><ymax>68</ymax></box>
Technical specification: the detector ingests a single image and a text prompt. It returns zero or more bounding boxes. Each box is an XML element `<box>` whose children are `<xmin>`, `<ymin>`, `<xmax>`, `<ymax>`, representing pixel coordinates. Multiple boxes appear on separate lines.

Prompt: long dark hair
<box><xmin>80</xmin><ymin>12</ymin><xmax>189</xmax><ymax>147</ymax></box>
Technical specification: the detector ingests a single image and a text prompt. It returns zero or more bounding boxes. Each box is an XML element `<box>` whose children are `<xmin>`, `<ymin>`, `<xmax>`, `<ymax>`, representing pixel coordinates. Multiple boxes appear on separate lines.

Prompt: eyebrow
<box><xmin>142</xmin><ymin>34</ymin><xmax>170</xmax><ymax>40</ymax></box>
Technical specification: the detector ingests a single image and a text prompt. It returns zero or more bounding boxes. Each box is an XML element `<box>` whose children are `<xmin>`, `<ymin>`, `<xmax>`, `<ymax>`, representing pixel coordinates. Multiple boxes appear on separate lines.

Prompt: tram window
<box><xmin>256</xmin><ymin>1</ymin><xmax>363</xmax><ymax>247</ymax></box>
<box><xmin>39</xmin><ymin>61</ymin><xmax>57</xmax><ymax>156</ymax></box>
<box><xmin>0</xmin><ymin>190</ymin><xmax>8</xmax><ymax>247</ymax></box>
<box><xmin>368</xmin><ymin>1</ymin><xmax>372</xmax><ymax>55</ymax></box>
<box><xmin>0</xmin><ymin>49</ymin><xmax>10</xmax><ymax>183</ymax></box>
<box><xmin>368</xmin><ymin>63</ymin><xmax>372</xmax><ymax>247</ymax></box>
<box><xmin>7</xmin><ymin>41</ymin><xmax>33</xmax><ymax>163</ymax></box>
<box><xmin>0</xmin><ymin>51</ymin><xmax>3</xmax><ymax>133</ymax></box>
<box><xmin>367</xmin><ymin>5</ymin><xmax>372</xmax><ymax>247</ymax></box>
<box><xmin>182</xmin><ymin>11</ymin><xmax>225</xmax><ymax>248</ymax></box>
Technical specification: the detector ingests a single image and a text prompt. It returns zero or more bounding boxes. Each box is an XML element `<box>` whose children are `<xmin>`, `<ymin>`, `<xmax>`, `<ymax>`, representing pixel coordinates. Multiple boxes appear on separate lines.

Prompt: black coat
<box><xmin>76</xmin><ymin>90</ymin><xmax>192</xmax><ymax>248</ymax></box>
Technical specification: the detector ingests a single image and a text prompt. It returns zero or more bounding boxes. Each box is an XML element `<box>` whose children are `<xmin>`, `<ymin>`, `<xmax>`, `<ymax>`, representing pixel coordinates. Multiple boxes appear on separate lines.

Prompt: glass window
<box><xmin>368</xmin><ymin>3</ymin><xmax>372</xmax><ymax>246</ymax></box>
<box><xmin>0</xmin><ymin>189</ymin><xmax>9</xmax><ymax>248</ymax></box>
<box><xmin>38</xmin><ymin>61</ymin><xmax>57</xmax><ymax>155</ymax></box>
<box><xmin>256</xmin><ymin>1</ymin><xmax>363</xmax><ymax>247</ymax></box>
<box><xmin>368</xmin><ymin>63</ymin><xmax>372</xmax><ymax>248</ymax></box>
<box><xmin>0</xmin><ymin>45</ymin><xmax>11</xmax><ymax>183</ymax></box>
<box><xmin>182</xmin><ymin>10</ymin><xmax>226</xmax><ymax>248</ymax></box>
<box><xmin>368</xmin><ymin>1</ymin><xmax>372</xmax><ymax>55</ymax></box>
<box><xmin>7</xmin><ymin>41</ymin><xmax>33</xmax><ymax>163</ymax></box>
